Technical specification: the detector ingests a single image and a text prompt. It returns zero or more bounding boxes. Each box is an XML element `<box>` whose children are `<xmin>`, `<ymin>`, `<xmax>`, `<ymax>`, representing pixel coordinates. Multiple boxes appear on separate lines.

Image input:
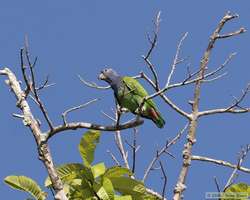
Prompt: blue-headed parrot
<box><xmin>98</xmin><ymin>68</ymin><xmax>165</xmax><ymax>128</ymax></box>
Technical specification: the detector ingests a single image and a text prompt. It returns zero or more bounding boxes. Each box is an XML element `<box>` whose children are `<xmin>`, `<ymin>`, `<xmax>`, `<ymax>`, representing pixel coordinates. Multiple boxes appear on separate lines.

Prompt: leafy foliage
<box><xmin>79</xmin><ymin>129</ymin><xmax>101</xmax><ymax>167</ymax></box>
<box><xmin>5</xmin><ymin>130</ymin><xmax>158</xmax><ymax>200</ymax></box>
<box><xmin>220</xmin><ymin>182</ymin><xmax>250</xmax><ymax>200</ymax></box>
<box><xmin>44</xmin><ymin>130</ymin><xmax>157</xmax><ymax>199</ymax></box>
<box><xmin>4</xmin><ymin>175</ymin><xmax>47</xmax><ymax>200</ymax></box>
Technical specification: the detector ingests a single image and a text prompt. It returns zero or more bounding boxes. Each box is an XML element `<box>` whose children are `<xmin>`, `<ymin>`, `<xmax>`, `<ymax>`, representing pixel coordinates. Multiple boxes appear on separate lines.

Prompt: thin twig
<box><xmin>216</xmin><ymin>27</ymin><xmax>246</xmax><ymax>39</ymax></box>
<box><xmin>101</xmin><ymin>110</ymin><xmax>116</xmax><ymax>122</ymax></box>
<box><xmin>125</xmin><ymin>128</ymin><xmax>138</xmax><ymax>173</ymax></box>
<box><xmin>107</xmin><ymin>150</ymin><xmax>120</xmax><ymax>166</ymax></box>
<box><xmin>191</xmin><ymin>155</ymin><xmax>250</xmax><ymax>174</ymax></box>
<box><xmin>36</xmin><ymin>75</ymin><xmax>56</xmax><ymax>91</ymax></box>
<box><xmin>62</xmin><ymin>98</ymin><xmax>99</xmax><ymax>124</ymax></box>
<box><xmin>214</xmin><ymin>176</ymin><xmax>221</xmax><ymax>192</ymax></box>
<box><xmin>224</xmin><ymin>145</ymin><xmax>250</xmax><ymax>190</ymax></box>
<box><xmin>78</xmin><ymin>74</ymin><xmax>110</xmax><ymax>90</ymax></box>
<box><xmin>165</xmin><ymin>32</ymin><xmax>188</xmax><ymax>88</ymax></box>
<box><xmin>159</xmin><ymin>161</ymin><xmax>167</xmax><ymax>200</ymax></box>
<box><xmin>23</xmin><ymin>40</ymin><xmax>54</xmax><ymax>130</ymax></box>
<box><xmin>115</xmin><ymin>130</ymin><xmax>130</xmax><ymax>169</ymax></box>
<box><xmin>114</xmin><ymin>108</ymin><xmax>130</xmax><ymax>169</ymax></box>
<box><xmin>143</xmin><ymin>123</ymin><xmax>188</xmax><ymax>182</ymax></box>
<box><xmin>143</xmin><ymin>11</ymin><xmax>161</xmax><ymax>90</ymax></box>
<box><xmin>198</xmin><ymin>83</ymin><xmax>250</xmax><ymax>117</ymax></box>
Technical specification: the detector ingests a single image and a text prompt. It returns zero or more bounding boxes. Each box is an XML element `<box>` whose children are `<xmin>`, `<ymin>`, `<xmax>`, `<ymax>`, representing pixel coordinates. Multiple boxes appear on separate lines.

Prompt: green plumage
<box><xmin>116</xmin><ymin>76</ymin><xmax>165</xmax><ymax>128</ymax></box>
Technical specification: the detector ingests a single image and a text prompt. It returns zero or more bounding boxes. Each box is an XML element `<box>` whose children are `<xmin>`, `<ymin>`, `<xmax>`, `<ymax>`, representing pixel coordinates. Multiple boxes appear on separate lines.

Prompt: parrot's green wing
<box><xmin>121</xmin><ymin>76</ymin><xmax>165</xmax><ymax>128</ymax></box>
<box><xmin>122</xmin><ymin>76</ymin><xmax>157</xmax><ymax>108</ymax></box>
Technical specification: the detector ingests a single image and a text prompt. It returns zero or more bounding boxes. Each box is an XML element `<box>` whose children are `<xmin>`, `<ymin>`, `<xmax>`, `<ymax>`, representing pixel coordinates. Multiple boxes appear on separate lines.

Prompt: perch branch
<box><xmin>45</xmin><ymin>119</ymin><xmax>143</xmax><ymax>141</ymax></box>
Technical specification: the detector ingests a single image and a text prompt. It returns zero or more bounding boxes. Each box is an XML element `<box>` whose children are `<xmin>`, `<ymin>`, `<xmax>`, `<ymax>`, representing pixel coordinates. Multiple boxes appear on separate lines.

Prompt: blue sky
<box><xmin>1</xmin><ymin>1</ymin><xmax>250</xmax><ymax>199</ymax></box>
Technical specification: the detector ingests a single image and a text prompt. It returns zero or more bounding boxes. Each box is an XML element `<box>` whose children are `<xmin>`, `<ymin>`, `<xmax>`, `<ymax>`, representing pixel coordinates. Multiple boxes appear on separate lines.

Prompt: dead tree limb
<box><xmin>0</xmin><ymin>67</ymin><xmax>68</xmax><ymax>200</ymax></box>
<box><xmin>173</xmin><ymin>12</ymin><xmax>246</xmax><ymax>200</ymax></box>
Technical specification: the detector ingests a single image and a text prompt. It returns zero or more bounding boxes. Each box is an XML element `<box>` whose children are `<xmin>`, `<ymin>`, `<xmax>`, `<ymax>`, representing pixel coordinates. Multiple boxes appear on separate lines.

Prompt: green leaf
<box><xmin>91</xmin><ymin>162</ymin><xmax>106</xmax><ymax>178</ymax></box>
<box><xmin>68</xmin><ymin>185</ymin><xmax>95</xmax><ymax>199</ymax></box>
<box><xmin>102</xmin><ymin>177</ymin><xmax>114</xmax><ymax>200</ymax></box>
<box><xmin>114</xmin><ymin>195</ymin><xmax>132</xmax><ymax>200</ymax></box>
<box><xmin>44</xmin><ymin>163</ymin><xmax>94</xmax><ymax>187</ymax></box>
<box><xmin>4</xmin><ymin>175</ymin><xmax>47</xmax><ymax>200</ymax></box>
<box><xmin>104</xmin><ymin>166</ymin><xmax>132</xmax><ymax>178</ymax></box>
<box><xmin>79</xmin><ymin>130</ymin><xmax>101</xmax><ymax>167</ymax></box>
<box><xmin>221</xmin><ymin>182</ymin><xmax>250</xmax><ymax>200</ymax></box>
<box><xmin>96</xmin><ymin>186</ymin><xmax>111</xmax><ymax>200</ymax></box>
<box><xmin>109</xmin><ymin>177</ymin><xmax>145</xmax><ymax>198</ymax></box>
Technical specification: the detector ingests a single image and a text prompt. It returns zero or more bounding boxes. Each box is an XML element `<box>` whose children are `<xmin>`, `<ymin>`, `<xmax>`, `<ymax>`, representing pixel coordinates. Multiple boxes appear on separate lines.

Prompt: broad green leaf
<box><xmin>44</xmin><ymin>163</ymin><xmax>93</xmax><ymax>187</ymax></box>
<box><xmin>4</xmin><ymin>175</ymin><xmax>47</xmax><ymax>200</ymax></box>
<box><xmin>68</xmin><ymin>185</ymin><xmax>95</xmax><ymax>199</ymax></box>
<box><xmin>221</xmin><ymin>182</ymin><xmax>250</xmax><ymax>200</ymax></box>
<box><xmin>91</xmin><ymin>162</ymin><xmax>106</xmax><ymax>178</ymax></box>
<box><xmin>109</xmin><ymin>177</ymin><xmax>145</xmax><ymax>198</ymax></box>
<box><xmin>114</xmin><ymin>195</ymin><xmax>132</xmax><ymax>200</ymax></box>
<box><xmin>79</xmin><ymin>130</ymin><xmax>101</xmax><ymax>167</ymax></box>
<box><xmin>96</xmin><ymin>186</ymin><xmax>110</xmax><ymax>200</ymax></box>
<box><xmin>104</xmin><ymin>166</ymin><xmax>132</xmax><ymax>178</ymax></box>
<box><xmin>102</xmin><ymin>177</ymin><xmax>114</xmax><ymax>200</ymax></box>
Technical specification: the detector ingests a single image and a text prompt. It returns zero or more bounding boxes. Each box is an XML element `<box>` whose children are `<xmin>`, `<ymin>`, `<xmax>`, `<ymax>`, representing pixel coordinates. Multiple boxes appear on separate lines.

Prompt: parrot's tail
<box><xmin>149</xmin><ymin>108</ymin><xmax>165</xmax><ymax>128</ymax></box>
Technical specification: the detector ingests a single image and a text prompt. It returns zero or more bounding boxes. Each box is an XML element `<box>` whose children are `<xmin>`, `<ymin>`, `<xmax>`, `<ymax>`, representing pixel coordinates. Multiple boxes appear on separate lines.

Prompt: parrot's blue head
<box><xmin>98</xmin><ymin>68</ymin><xmax>120</xmax><ymax>84</ymax></box>
<box><xmin>98</xmin><ymin>68</ymin><xmax>122</xmax><ymax>92</ymax></box>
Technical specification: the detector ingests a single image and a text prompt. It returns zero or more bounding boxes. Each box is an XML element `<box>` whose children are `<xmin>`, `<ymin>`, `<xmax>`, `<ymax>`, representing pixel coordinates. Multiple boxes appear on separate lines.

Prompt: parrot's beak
<box><xmin>98</xmin><ymin>72</ymin><xmax>106</xmax><ymax>80</ymax></box>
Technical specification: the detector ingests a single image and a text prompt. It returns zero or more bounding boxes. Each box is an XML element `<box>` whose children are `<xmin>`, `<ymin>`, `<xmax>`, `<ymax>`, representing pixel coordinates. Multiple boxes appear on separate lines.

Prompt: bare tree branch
<box><xmin>45</xmin><ymin>119</ymin><xmax>143</xmax><ymax>141</ymax></box>
<box><xmin>146</xmin><ymin>188</ymin><xmax>167</xmax><ymax>200</ymax></box>
<box><xmin>113</xmin><ymin>108</ymin><xmax>130</xmax><ymax>170</ymax></box>
<box><xmin>173</xmin><ymin>12</ymin><xmax>245</xmax><ymax>200</ymax></box>
<box><xmin>22</xmin><ymin>43</ymin><xmax>54</xmax><ymax>131</ymax></box>
<box><xmin>224</xmin><ymin>145</ymin><xmax>250</xmax><ymax>190</ymax></box>
<box><xmin>198</xmin><ymin>83</ymin><xmax>250</xmax><ymax>117</ymax></box>
<box><xmin>191</xmin><ymin>155</ymin><xmax>250</xmax><ymax>174</ymax></box>
<box><xmin>62</xmin><ymin>98</ymin><xmax>99</xmax><ymax>124</ymax></box>
<box><xmin>216</xmin><ymin>27</ymin><xmax>246</xmax><ymax>39</ymax></box>
<box><xmin>125</xmin><ymin>128</ymin><xmax>139</xmax><ymax>173</ymax></box>
<box><xmin>214</xmin><ymin>176</ymin><xmax>221</xmax><ymax>192</ymax></box>
<box><xmin>143</xmin><ymin>11</ymin><xmax>161</xmax><ymax>90</ymax></box>
<box><xmin>165</xmin><ymin>32</ymin><xmax>188</xmax><ymax>88</ymax></box>
<box><xmin>107</xmin><ymin>150</ymin><xmax>120</xmax><ymax>166</ymax></box>
<box><xmin>115</xmin><ymin>130</ymin><xmax>130</xmax><ymax>169</ymax></box>
<box><xmin>0</xmin><ymin>67</ymin><xmax>68</xmax><ymax>200</ymax></box>
<box><xmin>159</xmin><ymin>161</ymin><xmax>167</xmax><ymax>200</ymax></box>
<box><xmin>78</xmin><ymin>74</ymin><xmax>110</xmax><ymax>90</ymax></box>
<box><xmin>143</xmin><ymin>123</ymin><xmax>188</xmax><ymax>182</ymax></box>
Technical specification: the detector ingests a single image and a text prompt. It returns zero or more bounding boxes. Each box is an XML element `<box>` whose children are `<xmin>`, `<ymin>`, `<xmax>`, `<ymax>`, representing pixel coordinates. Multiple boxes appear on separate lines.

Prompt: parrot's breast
<box><xmin>116</xmin><ymin>85</ymin><xmax>141</xmax><ymax>113</ymax></box>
